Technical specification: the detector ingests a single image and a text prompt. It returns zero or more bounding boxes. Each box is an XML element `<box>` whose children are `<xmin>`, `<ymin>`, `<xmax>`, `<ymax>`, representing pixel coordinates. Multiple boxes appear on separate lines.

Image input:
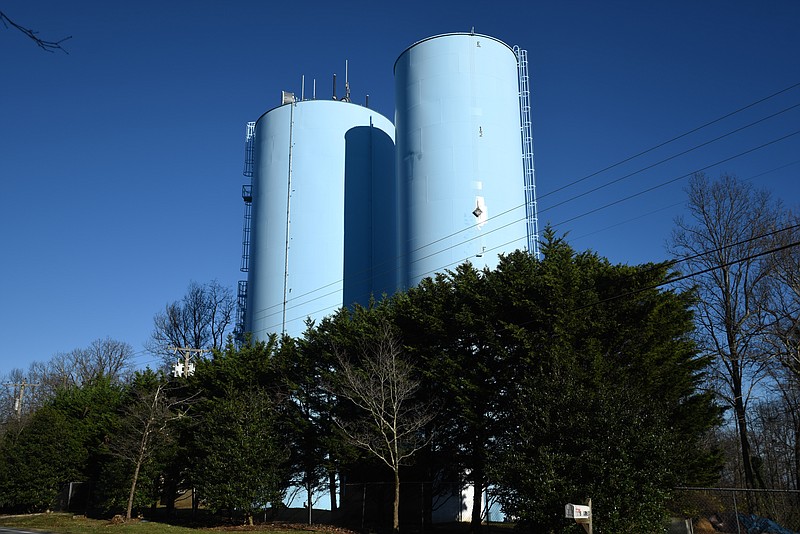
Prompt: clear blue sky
<box><xmin>2</xmin><ymin>1</ymin><xmax>799</xmax><ymax>375</ymax></box>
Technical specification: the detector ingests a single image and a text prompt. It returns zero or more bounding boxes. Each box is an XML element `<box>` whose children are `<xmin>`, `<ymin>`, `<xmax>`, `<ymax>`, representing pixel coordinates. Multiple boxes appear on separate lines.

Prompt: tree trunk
<box><xmin>393</xmin><ymin>469</ymin><xmax>401</xmax><ymax>534</ymax></box>
<box><xmin>470</xmin><ymin>468</ymin><xmax>484</xmax><ymax>533</ymax></box>
<box><xmin>733</xmin><ymin>372</ymin><xmax>756</xmax><ymax>490</ymax></box>
<box><xmin>307</xmin><ymin>482</ymin><xmax>313</xmax><ymax>525</ymax></box>
<box><xmin>126</xmin><ymin>455</ymin><xmax>142</xmax><ymax>520</ymax></box>
<box><xmin>329</xmin><ymin>471</ymin><xmax>338</xmax><ymax>512</ymax></box>
<box><xmin>794</xmin><ymin>419</ymin><xmax>800</xmax><ymax>506</ymax></box>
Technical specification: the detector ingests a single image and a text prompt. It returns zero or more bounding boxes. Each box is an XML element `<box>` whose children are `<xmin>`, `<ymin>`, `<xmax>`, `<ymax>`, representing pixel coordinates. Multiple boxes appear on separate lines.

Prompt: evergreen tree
<box><xmin>0</xmin><ymin>377</ymin><xmax>125</xmax><ymax>513</ymax></box>
<box><xmin>189</xmin><ymin>339</ymin><xmax>289</xmax><ymax>525</ymax></box>
<box><xmin>492</xmin><ymin>233</ymin><xmax>722</xmax><ymax>532</ymax></box>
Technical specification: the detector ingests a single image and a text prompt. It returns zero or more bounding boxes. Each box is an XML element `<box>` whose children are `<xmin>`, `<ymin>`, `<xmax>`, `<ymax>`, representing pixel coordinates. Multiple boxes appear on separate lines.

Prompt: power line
<box><xmin>540</xmin><ymin>81</ymin><xmax>800</xmax><ymax>200</ymax></box>
<box><xmin>251</xmin><ymin>131</ymin><xmax>800</xmax><ymax>336</ymax></box>
<box><xmin>550</xmin><ymin>129</ymin><xmax>800</xmax><ymax>227</ymax></box>
<box><xmin>251</xmin><ymin>104</ymin><xmax>800</xmax><ymax>326</ymax></box>
<box><xmin>542</xmin><ymin>103</ymin><xmax>800</xmax><ymax>213</ymax></box>
<box><xmin>244</xmin><ymin>89</ymin><xmax>800</xmax><ymax>335</ymax></box>
<box><xmin>572</xmin><ymin>239</ymin><xmax>800</xmax><ymax>313</ymax></box>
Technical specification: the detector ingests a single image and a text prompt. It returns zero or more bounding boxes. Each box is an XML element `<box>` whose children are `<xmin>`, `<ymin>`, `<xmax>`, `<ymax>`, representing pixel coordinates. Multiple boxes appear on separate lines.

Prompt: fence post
<box><xmin>731</xmin><ymin>490</ymin><xmax>741</xmax><ymax>534</ymax></box>
<box><xmin>361</xmin><ymin>483</ymin><xmax>366</xmax><ymax>531</ymax></box>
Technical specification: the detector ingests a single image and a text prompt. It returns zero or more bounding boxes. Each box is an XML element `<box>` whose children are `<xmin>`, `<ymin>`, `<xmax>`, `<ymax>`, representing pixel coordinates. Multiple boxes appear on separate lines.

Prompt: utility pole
<box><xmin>169</xmin><ymin>347</ymin><xmax>208</xmax><ymax>378</ymax></box>
<box><xmin>3</xmin><ymin>379</ymin><xmax>39</xmax><ymax>421</ymax></box>
<box><xmin>167</xmin><ymin>347</ymin><xmax>207</xmax><ymax>518</ymax></box>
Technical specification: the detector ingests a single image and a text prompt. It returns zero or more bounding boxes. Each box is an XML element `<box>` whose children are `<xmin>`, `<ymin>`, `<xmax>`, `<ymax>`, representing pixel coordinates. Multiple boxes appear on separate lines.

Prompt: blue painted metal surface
<box><xmin>394</xmin><ymin>33</ymin><xmax>528</xmax><ymax>287</ymax></box>
<box><xmin>245</xmin><ymin>100</ymin><xmax>395</xmax><ymax>339</ymax></box>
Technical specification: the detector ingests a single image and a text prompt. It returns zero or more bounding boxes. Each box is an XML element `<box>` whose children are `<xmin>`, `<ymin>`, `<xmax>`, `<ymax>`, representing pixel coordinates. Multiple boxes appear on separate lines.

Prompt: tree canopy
<box><xmin>0</xmin><ymin>235</ymin><xmax>726</xmax><ymax>532</ymax></box>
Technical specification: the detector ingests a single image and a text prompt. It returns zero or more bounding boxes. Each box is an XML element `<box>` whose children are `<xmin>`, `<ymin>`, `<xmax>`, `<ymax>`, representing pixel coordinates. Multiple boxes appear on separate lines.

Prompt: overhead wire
<box><xmin>252</xmin><ymin>130</ymin><xmax>800</xmax><ymax>334</ymax></box>
<box><xmin>252</xmin><ymin>123</ymin><xmax>800</xmax><ymax>332</ymax></box>
<box><xmin>246</xmin><ymin>85</ymin><xmax>800</xmax><ymax>336</ymax></box>
<box><xmin>539</xmin><ymin>81</ymin><xmax>800</xmax><ymax>200</ymax></box>
<box><xmin>253</xmin><ymin>145</ymin><xmax>800</xmax><ymax>334</ymax></box>
<box><xmin>255</xmin><ymin>136</ymin><xmax>800</xmax><ymax>336</ymax></box>
<box><xmin>569</xmin><ymin>158</ymin><xmax>800</xmax><ymax>245</ymax></box>
<box><xmin>571</xmin><ymin>238</ymin><xmax>800</xmax><ymax>313</ymax></box>
<box><xmin>249</xmin><ymin>84</ymin><xmax>800</xmax><ymax>324</ymax></box>
<box><xmin>249</xmin><ymin>90</ymin><xmax>800</xmax><ymax>325</ymax></box>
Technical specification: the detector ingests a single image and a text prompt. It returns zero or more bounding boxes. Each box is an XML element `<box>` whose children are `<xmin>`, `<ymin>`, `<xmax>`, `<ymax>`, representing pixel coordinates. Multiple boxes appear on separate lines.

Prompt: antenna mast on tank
<box><xmin>343</xmin><ymin>60</ymin><xmax>351</xmax><ymax>102</ymax></box>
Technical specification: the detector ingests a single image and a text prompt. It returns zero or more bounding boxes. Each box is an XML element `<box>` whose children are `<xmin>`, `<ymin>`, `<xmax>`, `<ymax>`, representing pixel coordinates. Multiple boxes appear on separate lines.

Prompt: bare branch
<box><xmin>0</xmin><ymin>11</ymin><xmax>71</xmax><ymax>53</ymax></box>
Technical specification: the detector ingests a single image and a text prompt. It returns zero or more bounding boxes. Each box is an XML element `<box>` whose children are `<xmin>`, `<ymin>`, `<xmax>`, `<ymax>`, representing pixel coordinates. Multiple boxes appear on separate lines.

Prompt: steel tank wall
<box><xmin>245</xmin><ymin>100</ymin><xmax>396</xmax><ymax>340</ymax></box>
<box><xmin>394</xmin><ymin>33</ymin><xmax>528</xmax><ymax>287</ymax></box>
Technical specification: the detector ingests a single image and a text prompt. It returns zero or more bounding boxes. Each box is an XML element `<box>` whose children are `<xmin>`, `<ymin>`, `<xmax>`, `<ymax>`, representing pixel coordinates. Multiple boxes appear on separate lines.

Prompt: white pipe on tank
<box><xmin>282</xmin><ymin>102</ymin><xmax>295</xmax><ymax>335</ymax></box>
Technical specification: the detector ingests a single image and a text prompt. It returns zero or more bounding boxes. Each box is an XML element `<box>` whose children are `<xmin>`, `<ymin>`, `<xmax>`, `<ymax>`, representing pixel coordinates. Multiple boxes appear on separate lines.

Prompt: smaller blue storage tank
<box><xmin>245</xmin><ymin>99</ymin><xmax>396</xmax><ymax>340</ymax></box>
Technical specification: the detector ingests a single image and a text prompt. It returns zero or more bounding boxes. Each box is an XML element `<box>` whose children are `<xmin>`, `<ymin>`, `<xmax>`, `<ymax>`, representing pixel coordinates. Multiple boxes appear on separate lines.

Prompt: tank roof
<box><xmin>253</xmin><ymin>98</ymin><xmax>390</xmax><ymax>129</ymax></box>
<box><xmin>393</xmin><ymin>32</ymin><xmax>516</xmax><ymax>74</ymax></box>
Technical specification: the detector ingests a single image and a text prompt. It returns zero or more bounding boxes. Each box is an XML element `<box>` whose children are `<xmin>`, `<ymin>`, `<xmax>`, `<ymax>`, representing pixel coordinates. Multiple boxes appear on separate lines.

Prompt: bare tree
<box><xmin>108</xmin><ymin>372</ymin><xmax>190</xmax><ymax>520</ymax></box>
<box><xmin>1</xmin><ymin>338</ymin><xmax>133</xmax><ymax>425</ymax></box>
<box><xmin>75</xmin><ymin>338</ymin><xmax>135</xmax><ymax>384</ymax></box>
<box><xmin>670</xmin><ymin>173</ymin><xmax>781</xmax><ymax>491</ymax></box>
<box><xmin>0</xmin><ymin>10</ymin><xmax>70</xmax><ymax>53</ymax></box>
<box><xmin>767</xmin><ymin>211</ymin><xmax>800</xmax><ymax>376</ymax></box>
<box><xmin>764</xmin><ymin>211</ymin><xmax>800</xmax><ymax>492</ymax></box>
<box><xmin>331</xmin><ymin>325</ymin><xmax>434</xmax><ymax>534</ymax></box>
<box><xmin>148</xmin><ymin>280</ymin><xmax>235</xmax><ymax>365</ymax></box>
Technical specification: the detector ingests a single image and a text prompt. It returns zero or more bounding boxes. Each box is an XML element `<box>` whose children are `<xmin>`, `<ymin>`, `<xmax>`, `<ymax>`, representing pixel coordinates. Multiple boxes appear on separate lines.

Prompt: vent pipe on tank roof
<box><xmin>332</xmin><ymin>73</ymin><xmax>337</xmax><ymax>100</ymax></box>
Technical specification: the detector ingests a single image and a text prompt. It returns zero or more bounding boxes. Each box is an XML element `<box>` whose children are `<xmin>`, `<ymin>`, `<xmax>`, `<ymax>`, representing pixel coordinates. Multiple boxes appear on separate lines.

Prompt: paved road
<box><xmin>0</xmin><ymin>528</ymin><xmax>52</xmax><ymax>534</ymax></box>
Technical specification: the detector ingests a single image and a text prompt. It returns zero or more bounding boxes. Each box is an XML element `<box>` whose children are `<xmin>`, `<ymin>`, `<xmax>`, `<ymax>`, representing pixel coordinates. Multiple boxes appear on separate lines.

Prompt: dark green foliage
<box><xmin>275</xmin><ymin>325</ymin><xmax>358</xmax><ymax>513</ymax></box>
<box><xmin>0</xmin><ymin>377</ymin><xmax>125</xmax><ymax>513</ymax></box>
<box><xmin>0</xmin><ymin>234</ymin><xmax>722</xmax><ymax>531</ymax></box>
<box><xmin>491</xmin><ymin>232</ymin><xmax>723</xmax><ymax>532</ymax></box>
<box><xmin>189</xmin><ymin>339</ymin><xmax>289</xmax><ymax>524</ymax></box>
<box><xmin>391</xmin><ymin>263</ymin><xmax>511</xmax><ymax>529</ymax></box>
<box><xmin>0</xmin><ymin>406</ymin><xmax>85</xmax><ymax>512</ymax></box>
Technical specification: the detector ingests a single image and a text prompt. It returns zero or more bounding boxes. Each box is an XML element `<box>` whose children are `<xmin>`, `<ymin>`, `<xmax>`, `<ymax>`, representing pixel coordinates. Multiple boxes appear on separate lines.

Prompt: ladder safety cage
<box><xmin>514</xmin><ymin>46</ymin><xmax>540</xmax><ymax>259</ymax></box>
<box><xmin>240</xmin><ymin>121</ymin><xmax>256</xmax><ymax>272</ymax></box>
<box><xmin>236</xmin><ymin>121</ymin><xmax>257</xmax><ymax>339</ymax></box>
<box><xmin>234</xmin><ymin>280</ymin><xmax>248</xmax><ymax>342</ymax></box>
<box><xmin>240</xmin><ymin>184</ymin><xmax>252</xmax><ymax>272</ymax></box>
<box><xmin>243</xmin><ymin>121</ymin><xmax>256</xmax><ymax>177</ymax></box>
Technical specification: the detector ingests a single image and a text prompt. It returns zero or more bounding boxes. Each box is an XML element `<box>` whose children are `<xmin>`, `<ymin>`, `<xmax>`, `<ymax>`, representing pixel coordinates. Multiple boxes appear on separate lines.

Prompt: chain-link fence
<box><xmin>671</xmin><ymin>487</ymin><xmax>800</xmax><ymax>533</ymax></box>
<box><xmin>338</xmin><ymin>483</ymin><xmax>800</xmax><ymax>533</ymax></box>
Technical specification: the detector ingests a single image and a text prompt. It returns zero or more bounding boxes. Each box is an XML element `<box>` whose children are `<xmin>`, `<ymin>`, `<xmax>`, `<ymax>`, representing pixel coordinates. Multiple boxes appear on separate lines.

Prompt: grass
<box><xmin>0</xmin><ymin>513</ymin><xmax>310</xmax><ymax>534</ymax></box>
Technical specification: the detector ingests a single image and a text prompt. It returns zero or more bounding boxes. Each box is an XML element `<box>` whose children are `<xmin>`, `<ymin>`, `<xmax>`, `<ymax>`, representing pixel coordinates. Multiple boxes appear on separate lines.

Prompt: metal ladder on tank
<box><xmin>235</xmin><ymin>121</ymin><xmax>256</xmax><ymax>341</ymax></box>
<box><xmin>514</xmin><ymin>46</ymin><xmax>540</xmax><ymax>260</ymax></box>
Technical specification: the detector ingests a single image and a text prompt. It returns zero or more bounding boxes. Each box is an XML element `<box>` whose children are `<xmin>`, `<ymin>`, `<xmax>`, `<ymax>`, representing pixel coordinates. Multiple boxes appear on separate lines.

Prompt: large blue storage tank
<box><xmin>245</xmin><ymin>99</ymin><xmax>396</xmax><ymax>339</ymax></box>
<box><xmin>395</xmin><ymin>33</ymin><xmax>528</xmax><ymax>287</ymax></box>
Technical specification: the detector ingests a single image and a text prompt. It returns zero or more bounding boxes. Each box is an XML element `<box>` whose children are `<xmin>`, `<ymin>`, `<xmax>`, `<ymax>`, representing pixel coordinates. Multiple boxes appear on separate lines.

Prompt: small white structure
<box><xmin>565</xmin><ymin>500</ymin><xmax>592</xmax><ymax>534</ymax></box>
